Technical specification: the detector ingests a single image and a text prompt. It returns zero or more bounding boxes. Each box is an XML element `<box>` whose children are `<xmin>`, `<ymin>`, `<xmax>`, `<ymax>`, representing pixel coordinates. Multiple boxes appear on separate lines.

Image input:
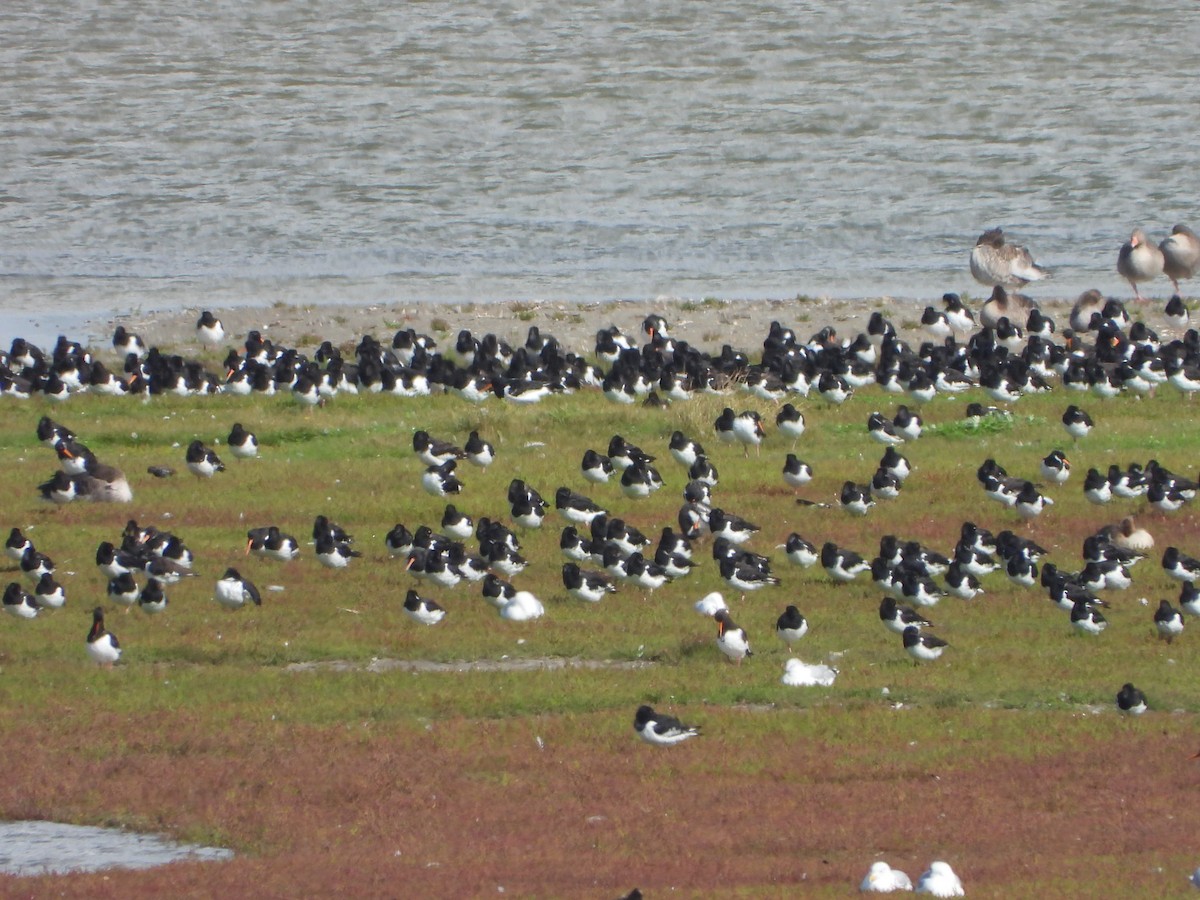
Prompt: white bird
<box><xmin>915</xmin><ymin>861</ymin><xmax>964</xmax><ymax>897</ymax></box>
<box><xmin>714</xmin><ymin>609</ymin><xmax>752</xmax><ymax>664</ymax></box>
<box><xmin>498</xmin><ymin>589</ymin><xmax>545</xmax><ymax>622</ymax></box>
<box><xmin>781</xmin><ymin>658</ymin><xmax>837</xmax><ymax>687</ymax></box>
<box><xmin>693</xmin><ymin>591</ymin><xmax>728</xmax><ymax>617</ymax></box>
<box><xmin>861</xmin><ymin>861</ymin><xmax>914</xmax><ymax>893</ymax></box>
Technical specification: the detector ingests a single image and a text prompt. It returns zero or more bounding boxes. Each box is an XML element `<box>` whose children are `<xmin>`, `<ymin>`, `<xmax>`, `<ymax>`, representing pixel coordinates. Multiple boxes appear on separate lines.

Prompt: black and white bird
<box><xmin>247</xmin><ymin>526</ymin><xmax>301</xmax><ymax>561</ymax></box>
<box><xmin>422</xmin><ymin>460</ymin><xmax>464</xmax><ymax>497</ymax></box>
<box><xmin>86</xmin><ymin>606</ymin><xmax>121</xmax><ymax>666</ymax></box>
<box><xmin>782</xmin><ymin>454</ymin><xmax>814</xmax><ymax>491</ymax></box>
<box><xmin>413</xmin><ymin>430</ymin><xmax>465</xmax><ymax>467</ymax></box>
<box><xmin>562</xmin><ymin>562</ymin><xmax>617</xmax><ymax>603</ymax></box>
<box><xmin>707</xmin><ymin>508</ymin><xmax>760</xmax><ymax>545</ymax></box>
<box><xmin>227</xmin><ymin>423</ymin><xmax>259</xmax><ymax>459</ymax></box>
<box><xmin>633</xmin><ymin>705</ymin><xmax>701</xmax><ymax>746</ymax></box>
<box><xmin>1014</xmin><ymin>482</ymin><xmax>1053</xmax><ymax>520</ymax></box>
<box><xmin>185</xmin><ymin>440</ymin><xmax>225</xmax><ymax>478</ymax></box>
<box><xmin>464</xmin><ymin>431</ymin><xmax>496</xmax><ymax>468</ymax></box>
<box><xmin>554</xmin><ymin>487</ymin><xmax>605</xmax><ymax>525</ymax></box>
<box><xmin>775</xmin><ymin>405</ymin><xmax>806</xmax><ymax>446</ymax></box>
<box><xmin>780</xmin><ymin>533</ymin><xmax>818</xmax><ymax>568</ymax></box>
<box><xmin>879</xmin><ymin>446</ymin><xmax>911</xmax><ymax>482</ymax></box>
<box><xmin>112</xmin><ymin>325</ymin><xmax>146</xmax><ymax>358</ymax></box>
<box><xmin>5</xmin><ymin>528</ymin><xmax>32</xmax><ymax>562</ymax></box>
<box><xmin>403</xmin><ymin>589</ymin><xmax>446</xmax><ymax>626</ymax></box>
<box><xmin>892</xmin><ymin>405</ymin><xmax>924</xmax><ymax>441</ymax></box>
<box><xmin>619</xmin><ymin>460</ymin><xmax>663</xmax><ymax>499</ymax></box>
<box><xmin>879</xmin><ymin>596</ymin><xmax>934</xmax><ymax>635</ymax></box>
<box><xmin>867</xmin><ymin>411</ymin><xmax>904</xmax><ymax>446</ymax></box>
<box><xmin>714</xmin><ymin>609</ymin><xmax>752</xmax><ymax>664</ymax></box>
<box><xmin>821</xmin><ymin>542</ymin><xmax>870</xmax><ymax>583</ymax></box>
<box><xmin>315</xmin><ymin>534</ymin><xmax>362</xmax><ymax>569</ymax></box>
<box><xmin>214</xmin><ymin>567</ymin><xmax>262</xmax><ymax>610</ymax></box>
<box><xmin>107</xmin><ymin>572</ymin><xmax>140</xmax><ymax>608</ymax></box>
<box><xmin>3</xmin><ymin>582</ymin><xmax>39</xmax><ymax>619</ymax></box>
<box><xmin>668</xmin><ymin>431</ymin><xmax>707</xmax><ymax>468</ymax></box>
<box><xmin>580</xmin><ymin>449</ymin><xmax>614</xmax><ymax>484</ymax></box>
<box><xmin>1163</xmin><ymin>546</ymin><xmax>1200</xmax><ymax>583</ymax></box>
<box><xmin>1071</xmin><ymin>599</ymin><xmax>1108</xmax><ymax>635</ymax></box>
<box><xmin>775</xmin><ymin>605</ymin><xmax>809</xmax><ymax>650</ymax></box>
<box><xmin>1062</xmin><ymin>405</ymin><xmax>1093</xmax><ymax>442</ymax></box>
<box><xmin>903</xmin><ymin>625</ymin><xmax>948</xmax><ymax>664</ymax></box>
<box><xmin>137</xmin><ymin>579</ymin><xmax>168</xmax><ymax>614</ymax></box>
<box><xmin>1040</xmin><ymin>450</ymin><xmax>1071</xmax><ymax>485</ymax></box>
<box><xmin>840</xmin><ymin>480</ymin><xmax>875</xmax><ymax>516</ymax></box>
<box><xmin>1154</xmin><ymin>598</ymin><xmax>1185</xmax><ymax>643</ymax></box>
<box><xmin>1116</xmin><ymin>682</ymin><xmax>1147</xmax><ymax>716</ymax></box>
<box><xmin>196</xmin><ymin>310</ymin><xmax>225</xmax><ymax>348</ymax></box>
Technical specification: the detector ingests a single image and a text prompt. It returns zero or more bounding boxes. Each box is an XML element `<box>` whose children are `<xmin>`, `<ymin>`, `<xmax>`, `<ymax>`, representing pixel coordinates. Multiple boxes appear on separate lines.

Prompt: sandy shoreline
<box><xmin>67</xmin><ymin>292</ymin><xmax>1179</xmax><ymax>362</ymax></box>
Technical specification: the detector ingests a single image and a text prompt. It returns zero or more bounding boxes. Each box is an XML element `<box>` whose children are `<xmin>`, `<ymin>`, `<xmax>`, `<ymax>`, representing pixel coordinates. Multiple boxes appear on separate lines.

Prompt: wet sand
<box><xmin>77</xmin><ymin>293</ymin><xmax>1180</xmax><ymax>360</ymax></box>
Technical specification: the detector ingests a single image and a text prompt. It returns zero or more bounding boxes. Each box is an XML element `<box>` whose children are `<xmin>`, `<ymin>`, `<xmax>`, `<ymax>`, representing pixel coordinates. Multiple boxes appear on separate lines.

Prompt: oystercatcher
<box><xmin>403</xmin><ymin>589</ymin><xmax>446</xmax><ymax>626</ymax></box>
<box><xmin>903</xmin><ymin>625</ymin><xmax>948</xmax><ymax>664</ymax></box>
<box><xmin>633</xmin><ymin>705</ymin><xmax>701</xmax><ymax>746</ymax></box>
<box><xmin>227</xmin><ymin>423</ymin><xmax>259</xmax><ymax>459</ymax></box>
<box><xmin>186</xmin><ymin>440</ymin><xmax>225</xmax><ymax>478</ymax></box>
<box><xmin>775</xmin><ymin>605</ymin><xmax>809</xmax><ymax>649</ymax></box>
<box><xmin>1155</xmin><ymin>599</ymin><xmax>1185</xmax><ymax>642</ymax></box>
<box><xmin>1116</xmin><ymin>682</ymin><xmax>1147</xmax><ymax>716</ymax></box>
<box><xmin>214</xmin><ymin>567</ymin><xmax>262</xmax><ymax>610</ymax></box>
<box><xmin>714</xmin><ymin>609</ymin><xmax>752</xmax><ymax>664</ymax></box>
<box><xmin>86</xmin><ymin>606</ymin><xmax>121</xmax><ymax>666</ymax></box>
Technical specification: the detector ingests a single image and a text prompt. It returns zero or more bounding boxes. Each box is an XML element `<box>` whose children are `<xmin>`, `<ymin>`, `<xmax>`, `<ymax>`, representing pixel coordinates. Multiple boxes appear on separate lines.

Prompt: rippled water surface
<box><xmin>3</xmin><ymin>0</ymin><xmax>1198</xmax><ymax>328</ymax></box>
<box><xmin>0</xmin><ymin>820</ymin><xmax>233</xmax><ymax>876</ymax></box>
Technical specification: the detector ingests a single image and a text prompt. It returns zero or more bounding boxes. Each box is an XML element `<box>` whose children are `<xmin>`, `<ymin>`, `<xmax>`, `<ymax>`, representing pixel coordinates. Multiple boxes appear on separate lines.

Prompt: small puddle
<box><xmin>0</xmin><ymin>821</ymin><xmax>233</xmax><ymax>876</ymax></box>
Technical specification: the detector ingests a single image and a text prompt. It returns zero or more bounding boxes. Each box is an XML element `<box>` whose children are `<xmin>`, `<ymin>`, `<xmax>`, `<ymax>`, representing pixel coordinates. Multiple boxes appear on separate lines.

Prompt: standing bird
<box><xmin>86</xmin><ymin>606</ymin><xmax>121</xmax><ymax>667</ymax></box>
<box><xmin>1117</xmin><ymin>227</ymin><xmax>1164</xmax><ymax>302</ymax></box>
<box><xmin>775</xmin><ymin>605</ymin><xmax>809</xmax><ymax>650</ymax></box>
<box><xmin>1154</xmin><ymin>598</ymin><xmax>1185</xmax><ymax>643</ymax></box>
<box><xmin>633</xmin><ymin>705</ymin><xmax>701</xmax><ymax>746</ymax></box>
<box><xmin>1116</xmin><ymin>682</ymin><xmax>1147</xmax><ymax>716</ymax></box>
<box><xmin>903</xmin><ymin>625</ymin><xmax>948</xmax><ymax>664</ymax></box>
<box><xmin>227</xmin><ymin>423</ymin><xmax>259</xmax><ymax>459</ymax></box>
<box><xmin>464</xmin><ymin>430</ymin><xmax>496</xmax><ymax>468</ymax></box>
<box><xmin>186</xmin><ymin>440</ymin><xmax>225</xmax><ymax>478</ymax></box>
<box><xmin>402</xmin><ymin>589</ymin><xmax>446</xmax><ymax>626</ymax></box>
<box><xmin>1159</xmin><ymin>224</ymin><xmax>1200</xmax><ymax>295</ymax></box>
<box><xmin>196</xmin><ymin>310</ymin><xmax>225</xmax><ymax>348</ymax></box>
<box><xmin>970</xmin><ymin>227</ymin><xmax>1050</xmax><ymax>288</ymax></box>
<box><xmin>714</xmin><ymin>609</ymin><xmax>752</xmax><ymax>664</ymax></box>
<box><xmin>214</xmin><ymin>567</ymin><xmax>262</xmax><ymax>610</ymax></box>
<box><xmin>1062</xmin><ymin>405</ymin><xmax>1093</xmax><ymax>442</ymax></box>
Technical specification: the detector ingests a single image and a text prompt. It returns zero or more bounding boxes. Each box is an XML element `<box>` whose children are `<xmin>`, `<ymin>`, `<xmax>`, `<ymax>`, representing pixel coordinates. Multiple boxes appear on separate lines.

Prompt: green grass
<box><xmin>2</xmin><ymin>383</ymin><xmax>1197</xmax><ymax>721</ymax></box>
<box><xmin>2</xmin><ymin>365</ymin><xmax>1200</xmax><ymax>894</ymax></box>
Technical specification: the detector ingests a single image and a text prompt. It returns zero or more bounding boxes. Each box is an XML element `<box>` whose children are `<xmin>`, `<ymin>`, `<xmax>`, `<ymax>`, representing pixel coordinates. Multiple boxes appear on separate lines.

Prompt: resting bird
<box><xmin>970</xmin><ymin>227</ymin><xmax>1049</xmax><ymax>288</ymax></box>
<box><xmin>633</xmin><ymin>705</ymin><xmax>701</xmax><ymax>745</ymax></box>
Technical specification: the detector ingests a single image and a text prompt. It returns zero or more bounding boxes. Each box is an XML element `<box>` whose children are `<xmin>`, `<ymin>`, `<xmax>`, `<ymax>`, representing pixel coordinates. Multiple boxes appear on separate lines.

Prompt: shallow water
<box><xmin>0</xmin><ymin>820</ymin><xmax>233</xmax><ymax>876</ymax></box>
<box><xmin>3</xmin><ymin>0</ymin><xmax>1198</xmax><ymax>337</ymax></box>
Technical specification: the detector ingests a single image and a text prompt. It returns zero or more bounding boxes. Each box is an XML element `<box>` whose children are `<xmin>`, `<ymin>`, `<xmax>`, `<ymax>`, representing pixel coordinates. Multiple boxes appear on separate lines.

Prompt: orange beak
<box><xmin>245</xmin><ymin>539</ymin><xmax>252</xmax><ymax>556</ymax></box>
